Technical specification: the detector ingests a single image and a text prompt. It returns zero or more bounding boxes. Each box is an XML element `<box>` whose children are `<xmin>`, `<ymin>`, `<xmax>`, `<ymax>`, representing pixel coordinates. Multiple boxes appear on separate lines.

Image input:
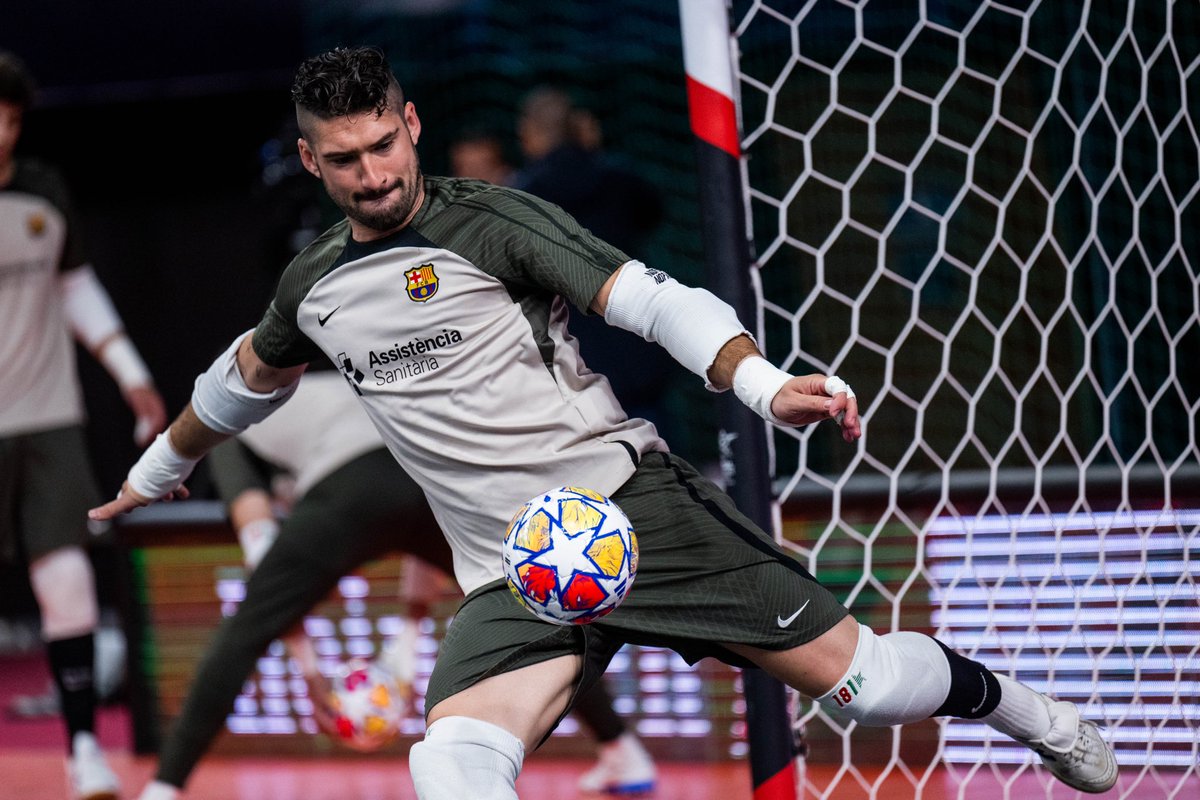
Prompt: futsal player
<box><xmin>94</xmin><ymin>46</ymin><xmax>1119</xmax><ymax>800</ymax></box>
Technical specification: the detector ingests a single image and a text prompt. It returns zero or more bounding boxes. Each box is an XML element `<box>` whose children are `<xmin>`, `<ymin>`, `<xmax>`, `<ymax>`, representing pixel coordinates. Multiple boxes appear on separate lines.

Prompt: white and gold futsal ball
<box><xmin>502</xmin><ymin>486</ymin><xmax>638</xmax><ymax>625</ymax></box>
<box><xmin>328</xmin><ymin>659</ymin><xmax>405</xmax><ymax>751</ymax></box>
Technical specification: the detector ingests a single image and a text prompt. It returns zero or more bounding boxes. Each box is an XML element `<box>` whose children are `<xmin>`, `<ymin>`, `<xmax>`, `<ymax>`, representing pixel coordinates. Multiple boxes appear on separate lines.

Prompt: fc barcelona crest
<box><xmin>405</xmin><ymin>264</ymin><xmax>439</xmax><ymax>302</ymax></box>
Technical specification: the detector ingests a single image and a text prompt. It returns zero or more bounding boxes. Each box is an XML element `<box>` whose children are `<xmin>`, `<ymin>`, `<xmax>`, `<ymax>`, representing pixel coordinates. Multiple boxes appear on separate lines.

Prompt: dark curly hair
<box><xmin>0</xmin><ymin>50</ymin><xmax>35</xmax><ymax>110</ymax></box>
<box><xmin>290</xmin><ymin>46</ymin><xmax>402</xmax><ymax>123</ymax></box>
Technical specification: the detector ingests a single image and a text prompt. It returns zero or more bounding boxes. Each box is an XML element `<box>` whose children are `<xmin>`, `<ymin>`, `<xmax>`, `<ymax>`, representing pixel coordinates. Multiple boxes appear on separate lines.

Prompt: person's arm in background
<box><xmin>207</xmin><ymin>439</ymin><xmax>324</xmax><ymax>681</ymax></box>
<box><xmin>60</xmin><ymin>264</ymin><xmax>167</xmax><ymax>446</ymax></box>
<box><xmin>89</xmin><ymin>332</ymin><xmax>305</xmax><ymax>520</ymax></box>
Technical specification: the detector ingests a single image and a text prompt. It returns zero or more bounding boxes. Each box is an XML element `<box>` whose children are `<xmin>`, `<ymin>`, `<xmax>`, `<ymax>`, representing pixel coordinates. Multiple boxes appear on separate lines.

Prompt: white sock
<box><xmin>981</xmin><ymin>674</ymin><xmax>1052</xmax><ymax>740</ymax></box>
<box><xmin>409</xmin><ymin>716</ymin><xmax>524</xmax><ymax>800</ymax></box>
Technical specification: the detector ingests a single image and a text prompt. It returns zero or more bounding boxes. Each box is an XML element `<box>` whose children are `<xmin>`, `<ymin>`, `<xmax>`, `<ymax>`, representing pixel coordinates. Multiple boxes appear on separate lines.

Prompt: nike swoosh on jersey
<box><xmin>776</xmin><ymin>599</ymin><xmax>811</xmax><ymax>628</ymax></box>
<box><xmin>318</xmin><ymin>306</ymin><xmax>341</xmax><ymax>326</ymax></box>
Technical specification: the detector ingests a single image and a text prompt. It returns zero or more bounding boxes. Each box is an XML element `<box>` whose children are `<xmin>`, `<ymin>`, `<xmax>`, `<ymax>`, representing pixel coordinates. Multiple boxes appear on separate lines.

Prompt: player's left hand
<box><xmin>770</xmin><ymin>373</ymin><xmax>862</xmax><ymax>442</ymax></box>
<box><xmin>123</xmin><ymin>385</ymin><xmax>168</xmax><ymax>447</ymax></box>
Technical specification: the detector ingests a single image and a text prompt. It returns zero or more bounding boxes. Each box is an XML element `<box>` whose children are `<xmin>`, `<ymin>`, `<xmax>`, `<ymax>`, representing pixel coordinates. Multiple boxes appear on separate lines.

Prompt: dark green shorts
<box><xmin>0</xmin><ymin>425</ymin><xmax>102</xmax><ymax>563</ymax></box>
<box><xmin>424</xmin><ymin>451</ymin><xmax>848</xmax><ymax>716</ymax></box>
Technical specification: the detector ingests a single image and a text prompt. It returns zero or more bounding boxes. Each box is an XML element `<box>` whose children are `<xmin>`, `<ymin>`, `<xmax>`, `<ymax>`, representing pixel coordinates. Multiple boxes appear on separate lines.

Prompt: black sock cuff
<box><xmin>930</xmin><ymin>638</ymin><xmax>1002</xmax><ymax>719</ymax></box>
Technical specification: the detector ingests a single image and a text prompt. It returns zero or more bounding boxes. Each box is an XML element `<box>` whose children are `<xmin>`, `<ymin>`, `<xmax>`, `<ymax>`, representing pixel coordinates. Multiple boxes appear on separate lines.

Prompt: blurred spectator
<box><xmin>0</xmin><ymin>49</ymin><xmax>167</xmax><ymax>800</ymax></box>
<box><xmin>514</xmin><ymin>87</ymin><xmax>663</xmax><ymax>252</ymax></box>
<box><xmin>448</xmin><ymin>128</ymin><xmax>517</xmax><ymax>187</ymax></box>
<box><xmin>513</xmin><ymin>86</ymin><xmax>684</xmax><ymax>445</ymax></box>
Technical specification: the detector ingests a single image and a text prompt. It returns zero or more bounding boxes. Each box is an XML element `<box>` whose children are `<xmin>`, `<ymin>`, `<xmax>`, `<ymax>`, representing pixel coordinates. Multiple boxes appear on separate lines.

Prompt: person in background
<box><xmin>0</xmin><ymin>50</ymin><xmax>168</xmax><ymax>800</ymax></box>
<box><xmin>513</xmin><ymin>85</ymin><xmax>685</xmax><ymax>450</ymax></box>
<box><xmin>448</xmin><ymin>128</ymin><xmax>517</xmax><ymax>188</ymax></box>
<box><xmin>137</xmin><ymin>369</ymin><xmax>654</xmax><ymax>799</ymax></box>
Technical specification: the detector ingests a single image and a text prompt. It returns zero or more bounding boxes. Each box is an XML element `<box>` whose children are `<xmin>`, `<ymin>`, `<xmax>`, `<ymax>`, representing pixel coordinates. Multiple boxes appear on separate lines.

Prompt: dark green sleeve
<box><xmin>23</xmin><ymin>161</ymin><xmax>87</xmax><ymax>273</ymax></box>
<box><xmin>251</xmin><ymin>222</ymin><xmax>351</xmax><ymax>368</ymax></box>
<box><xmin>419</xmin><ymin>184</ymin><xmax>631</xmax><ymax>313</ymax></box>
<box><xmin>207</xmin><ymin>439</ymin><xmax>273</xmax><ymax>504</ymax></box>
<box><xmin>251</xmin><ymin>301</ymin><xmax>323</xmax><ymax>368</ymax></box>
<box><xmin>502</xmin><ymin>189</ymin><xmax>631</xmax><ymax>312</ymax></box>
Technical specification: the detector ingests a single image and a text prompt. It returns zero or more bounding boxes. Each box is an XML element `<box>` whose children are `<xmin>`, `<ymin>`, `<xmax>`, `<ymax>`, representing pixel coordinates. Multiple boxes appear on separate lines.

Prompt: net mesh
<box><xmin>729</xmin><ymin>0</ymin><xmax>1198</xmax><ymax>796</ymax></box>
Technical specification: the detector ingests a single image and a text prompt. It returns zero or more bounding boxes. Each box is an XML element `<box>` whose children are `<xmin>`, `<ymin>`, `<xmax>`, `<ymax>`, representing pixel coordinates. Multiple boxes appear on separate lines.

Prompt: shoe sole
<box><xmin>79</xmin><ymin>792</ymin><xmax>120</xmax><ymax>800</ymax></box>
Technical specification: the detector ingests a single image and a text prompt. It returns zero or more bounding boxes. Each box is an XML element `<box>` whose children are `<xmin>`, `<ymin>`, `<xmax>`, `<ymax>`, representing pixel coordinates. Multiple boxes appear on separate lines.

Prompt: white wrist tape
<box><xmin>238</xmin><ymin>518</ymin><xmax>281</xmax><ymax>571</ymax></box>
<box><xmin>98</xmin><ymin>335</ymin><xmax>153</xmax><ymax>391</ymax></box>
<box><xmin>732</xmin><ymin>356</ymin><xmax>795</xmax><ymax>426</ymax></box>
<box><xmin>603</xmin><ymin>261</ymin><xmax>749</xmax><ymax>390</ymax></box>
<box><xmin>126</xmin><ymin>432</ymin><xmax>200</xmax><ymax>500</ymax></box>
<box><xmin>824</xmin><ymin>375</ymin><xmax>856</xmax><ymax>425</ymax></box>
<box><xmin>824</xmin><ymin>375</ymin><xmax>856</xmax><ymax>399</ymax></box>
<box><xmin>60</xmin><ymin>264</ymin><xmax>123</xmax><ymax>349</ymax></box>
<box><xmin>191</xmin><ymin>331</ymin><xmax>299</xmax><ymax>435</ymax></box>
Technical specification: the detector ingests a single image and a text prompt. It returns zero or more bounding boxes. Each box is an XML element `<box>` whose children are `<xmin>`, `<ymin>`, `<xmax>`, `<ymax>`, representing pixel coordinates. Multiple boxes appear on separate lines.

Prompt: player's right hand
<box><xmin>88</xmin><ymin>481</ymin><xmax>190</xmax><ymax>521</ymax></box>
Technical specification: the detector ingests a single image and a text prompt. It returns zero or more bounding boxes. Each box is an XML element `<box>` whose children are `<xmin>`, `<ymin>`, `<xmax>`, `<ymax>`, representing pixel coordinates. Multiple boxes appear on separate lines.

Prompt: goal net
<box><xmin>727</xmin><ymin>0</ymin><xmax>1199</xmax><ymax>797</ymax></box>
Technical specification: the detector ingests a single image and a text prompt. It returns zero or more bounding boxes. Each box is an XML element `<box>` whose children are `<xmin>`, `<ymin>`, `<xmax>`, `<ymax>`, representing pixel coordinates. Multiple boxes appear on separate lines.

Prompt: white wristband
<box><xmin>238</xmin><ymin>518</ymin><xmax>281</xmax><ymax>571</ymax></box>
<box><xmin>126</xmin><ymin>432</ymin><xmax>200</xmax><ymax>500</ymax></box>
<box><xmin>99</xmin><ymin>335</ymin><xmax>153</xmax><ymax>392</ymax></box>
<box><xmin>732</xmin><ymin>356</ymin><xmax>795</xmax><ymax>426</ymax></box>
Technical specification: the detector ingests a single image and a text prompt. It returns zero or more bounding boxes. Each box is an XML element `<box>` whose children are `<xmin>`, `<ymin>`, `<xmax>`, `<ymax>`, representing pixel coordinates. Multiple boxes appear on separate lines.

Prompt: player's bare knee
<box><xmin>29</xmin><ymin>546</ymin><xmax>98</xmax><ymax>639</ymax></box>
<box><xmin>409</xmin><ymin>716</ymin><xmax>523</xmax><ymax>800</ymax></box>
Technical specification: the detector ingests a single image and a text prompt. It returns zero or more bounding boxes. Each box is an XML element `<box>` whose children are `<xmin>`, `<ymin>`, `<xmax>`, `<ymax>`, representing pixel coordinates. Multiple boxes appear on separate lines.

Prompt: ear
<box><xmin>297</xmin><ymin>138</ymin><xmax>321</xmax><ymax>178</ymax></box>
<box><xmin>403</xmin><ymin>102</ymin><xmax>421</xmax><ymax>146</ymax></box>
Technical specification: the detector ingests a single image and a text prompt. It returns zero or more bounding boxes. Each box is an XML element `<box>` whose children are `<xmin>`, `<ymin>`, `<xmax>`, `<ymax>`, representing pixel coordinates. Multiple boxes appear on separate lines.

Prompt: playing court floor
<box><xmin>3</xmin><ymin>649</ymin><xmax>1194</xmax><ymax>799</ymax></box>
<box><xmin>5</xmin><ymin>749</ymin><xmax>1196</xmax><ymax>800</ymax></box>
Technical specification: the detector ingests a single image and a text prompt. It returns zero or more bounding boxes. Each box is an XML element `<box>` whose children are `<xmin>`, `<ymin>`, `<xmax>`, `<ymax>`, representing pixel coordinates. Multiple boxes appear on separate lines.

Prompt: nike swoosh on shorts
<box><xmin>776</xmin><ymin>599</ymin><xmax>811</xmax><ymax>628</ymax></box>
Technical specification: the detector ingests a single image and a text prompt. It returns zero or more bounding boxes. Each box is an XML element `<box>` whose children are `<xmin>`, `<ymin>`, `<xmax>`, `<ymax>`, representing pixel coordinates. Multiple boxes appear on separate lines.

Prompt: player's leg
<box><xmin>573</xmin><ymin>680</ymin><xmax>656</xmax><ymax>794</ymax></box>
<box><xmin>144</xmin><ymin>466</ymin><xmax>394</xmax><ymax>797</ymax></box>
<box><xmin>731</xmin><ymin>620</ymin><xmax>1116</xmax><ymax>792</ymax></box>
<box><xmin>412</xmin><ymin>582</ymin><xmax>614</xmax><ymax>800</ymax></box>
<box><xmin>14</xmin><ymin>427</ymin><xmax>119</xmax><ymax>800</ymax></box>
<box><xmin>611</xmin><ymin>452</ymin><xmax>1117</xmax><ymax>795</ymax></box>
<box><xmin>334</xmin><ymin>450</ymin><xmax>453</xmax><ymax>701</ymax></box>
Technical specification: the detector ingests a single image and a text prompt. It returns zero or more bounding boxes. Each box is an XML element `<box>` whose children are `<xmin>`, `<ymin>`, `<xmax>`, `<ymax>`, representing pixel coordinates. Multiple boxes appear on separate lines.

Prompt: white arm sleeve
<box><xmin>602</xmin><ymin>260</ymin><xmax>749</xmax><ymax>391</ymax></box>
<box><xmin>59</xmin><ymin>264</ymin><xmax>122</xmax><ymax>348</ymax></box>
<box><xmin>191</xmin><ymin>331</ymin><xmax>300</xmax><ymax>435</ymax></box>
<box><xmin>60</xmin><ymin>264</ymin><xmax>153</xmax><ymax>390</ymax></box>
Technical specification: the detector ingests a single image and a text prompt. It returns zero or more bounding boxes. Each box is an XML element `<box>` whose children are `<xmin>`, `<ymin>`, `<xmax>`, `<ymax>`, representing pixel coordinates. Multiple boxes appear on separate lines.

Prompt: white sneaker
<box><xmin>1014</xmin><ymin>696</ymin><xmax>1118</xmax><ymax>794</ymax></box>
<box><xmin>67</xmin><ymin>732</ymin><xmax>120</xmax><ymax>800</ymax></box>
<box><xmin>135</xmin><ymin>779</ymin><xmax>181</xmax><ymax>800</ymax></box>
<box><xmin>578</xmin><ymin>732</ymin><xmax>657</xmax><ymax>794</ymax></box>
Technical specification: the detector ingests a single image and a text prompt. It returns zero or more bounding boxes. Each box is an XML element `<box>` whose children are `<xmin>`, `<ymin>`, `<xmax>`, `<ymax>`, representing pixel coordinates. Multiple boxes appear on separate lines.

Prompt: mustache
<box><xmin>354</xmin><ymin>180</ymin><xmax>403</xmax><ymax>202</ymax></box>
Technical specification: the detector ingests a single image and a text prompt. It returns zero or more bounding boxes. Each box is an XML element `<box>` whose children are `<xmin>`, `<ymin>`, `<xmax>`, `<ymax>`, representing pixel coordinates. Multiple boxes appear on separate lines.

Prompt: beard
<box><xmin>336</xmin><ymin>161</ymin><xmax>424</xmax><ymax>235</ymax></box>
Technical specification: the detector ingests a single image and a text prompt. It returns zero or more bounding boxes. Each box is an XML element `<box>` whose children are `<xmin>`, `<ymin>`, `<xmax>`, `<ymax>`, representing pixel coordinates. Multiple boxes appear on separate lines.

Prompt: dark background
<box><xmin>6</xmin><ymin>0</ymin><xmax>311</xmax><ymax>491</ymax></box>
<box><xmin>2</xmin><ymin>1</ymin><xmax>720</xmax><ymax>620</ymax></box>
<box><xmin>3</xmin><ymin>0</ymin><xmax>713</xmax><ymax>502</ymax></box>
